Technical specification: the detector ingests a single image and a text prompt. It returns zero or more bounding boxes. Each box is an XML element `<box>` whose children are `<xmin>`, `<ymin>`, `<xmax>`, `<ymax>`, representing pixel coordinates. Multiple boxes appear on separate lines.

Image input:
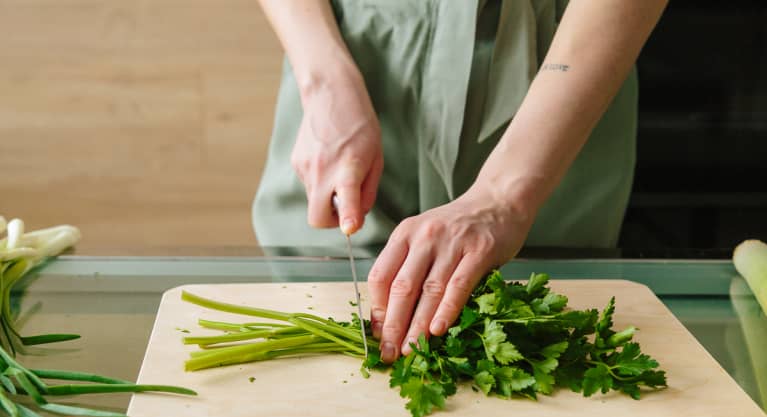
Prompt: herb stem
<box><xmin>181</xmin><ymin>291</ymin><xmax>292</xmax><ymax>322</ymax></box>
<box><xmin>197</xmin><ymin>319</ymin><xmax>290</xmax><ymax>332</ymax></box>
<box><xmin>184</xmin><ymin>334</ymin><xmax>322</xmax><ymax>371</ymax></box>
<box><xmin>183</xmin><ymin>326</ymin><xmax>305</xmax><ymax>346</ymax></box>
<box><xmin>585</xmin><ymin>360</ymin><xmax>637</xmax><ymax>382</ymax></box>
<box><xmin>288</xmin><ymin>317</ymin><xmax>364</xmax><ymax>354</ymax></box>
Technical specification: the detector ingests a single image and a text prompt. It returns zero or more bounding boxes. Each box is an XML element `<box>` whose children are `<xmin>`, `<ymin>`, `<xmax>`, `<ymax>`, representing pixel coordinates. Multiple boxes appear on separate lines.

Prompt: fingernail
<box><xmin>341</xmin><ymin>219</ymin><xmax>355</xmax><ymax>235</ymax></box>
<box><xmin>430</xmin><ymin>318</ymin><xmax>448</xmax><ymax>335</ymax></box>
<box><xmin>381</xmin><ymin>341</ymin><xmax>396</xmax><ymax>363</ymax></box>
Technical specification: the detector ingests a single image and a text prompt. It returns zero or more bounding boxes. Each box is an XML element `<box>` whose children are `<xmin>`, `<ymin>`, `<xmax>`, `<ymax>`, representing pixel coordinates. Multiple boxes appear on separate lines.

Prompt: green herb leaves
<box><xmin>384</xmin><ymin>336</ymin><xmax>450</xmax><ymax>417</ymax></box>
<box><xmin>387</xmin><ymin>272</ymin><xmax>667</xmax><ymax>416</ymax></box>
<box><xmin>182</xmin><ymin>272</ymin><xmax>666</xmax><ymax>417</ymax></box>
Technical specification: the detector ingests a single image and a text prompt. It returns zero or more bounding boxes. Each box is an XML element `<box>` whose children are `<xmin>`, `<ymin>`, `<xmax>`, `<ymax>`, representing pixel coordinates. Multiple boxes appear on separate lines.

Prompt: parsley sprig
<box><xmin>365</xmin><ymin>271</ymin><xmax>667</xmax><ymax>416</ymax></box>
<box><xmin>183</xmin><ymin>271</ymin><xmax>666</xmax><ymax>417</ymax></box>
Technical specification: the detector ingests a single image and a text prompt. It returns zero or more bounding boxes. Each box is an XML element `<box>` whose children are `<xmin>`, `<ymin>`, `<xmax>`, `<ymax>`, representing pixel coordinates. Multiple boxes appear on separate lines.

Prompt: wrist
<box><xmin>293</xmin><ymin>48</ymin><xmax>364</xmax><ymax>105</ymax></box>
<box><xmin>469</xmin><ymin>171</ymin><xmax>548</xmax><ymax>228</ymax></box>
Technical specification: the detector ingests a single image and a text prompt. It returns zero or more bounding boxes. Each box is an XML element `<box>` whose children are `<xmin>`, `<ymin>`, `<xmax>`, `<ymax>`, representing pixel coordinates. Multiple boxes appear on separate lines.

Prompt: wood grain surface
<box><xmin>0</xmin><ymin>0</ymin><xmax>281</xmax><ymax>250</ymax></box>
<box><xmin>128</xmin><ymin>280</ymin><xmax>766</xmax><ymax>417</ymax></box>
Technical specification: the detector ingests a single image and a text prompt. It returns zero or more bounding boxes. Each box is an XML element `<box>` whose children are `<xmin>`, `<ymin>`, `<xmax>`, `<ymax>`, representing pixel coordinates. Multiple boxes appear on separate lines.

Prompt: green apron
<box><xmin>253</xmin><ymin>0</ymin><xmax>637</xmax><ymax>249</ymax></box>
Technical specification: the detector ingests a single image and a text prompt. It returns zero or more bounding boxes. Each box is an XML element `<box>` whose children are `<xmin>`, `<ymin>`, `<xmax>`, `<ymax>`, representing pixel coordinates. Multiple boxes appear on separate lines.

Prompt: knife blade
<box><xmin>332</xmin><ymin>195</ymin><xmax>369</xmax><ymax>361</ymax></box>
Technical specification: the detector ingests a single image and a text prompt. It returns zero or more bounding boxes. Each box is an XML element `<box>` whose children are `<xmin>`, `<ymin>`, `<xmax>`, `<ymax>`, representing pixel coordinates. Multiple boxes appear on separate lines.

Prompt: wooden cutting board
<box><xmin>128</xmin><ymin>280</ymin><xmax>766</xmax><ymax>417</ymax></box>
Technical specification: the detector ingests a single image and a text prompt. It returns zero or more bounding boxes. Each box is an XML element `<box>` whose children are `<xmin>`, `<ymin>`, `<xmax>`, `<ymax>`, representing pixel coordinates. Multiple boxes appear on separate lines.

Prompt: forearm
<box><xmin>258</xmin><ymin>0</ymin><xmax>361</xmax><ymax>100</ymax></box>
<box><xmin>475</xmin><ymin>0</ymin><xmax>667</xmax><ymax>220</ymax></box>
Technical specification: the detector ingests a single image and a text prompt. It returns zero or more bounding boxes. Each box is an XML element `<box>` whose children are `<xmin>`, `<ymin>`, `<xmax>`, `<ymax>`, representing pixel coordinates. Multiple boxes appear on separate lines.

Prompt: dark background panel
<box><xmin>620</xmin><ymin>1</ymin><xmax>767</xmax><ymax>256</ymax></box>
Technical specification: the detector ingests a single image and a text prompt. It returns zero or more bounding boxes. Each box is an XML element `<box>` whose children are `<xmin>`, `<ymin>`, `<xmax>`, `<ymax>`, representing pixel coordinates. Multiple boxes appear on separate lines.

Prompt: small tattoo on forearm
<box><xmin>542</xmin><ymin>63</ymin><xmax>570</xmax><ymax>72</ymax></box>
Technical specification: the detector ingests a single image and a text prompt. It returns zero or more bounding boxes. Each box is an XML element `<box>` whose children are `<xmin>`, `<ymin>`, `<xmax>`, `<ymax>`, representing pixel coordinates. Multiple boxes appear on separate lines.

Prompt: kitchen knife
<box><xmin>332</xmin><ymin>195</ymin><xmax>369</xmax><ymax>361</ymax></box>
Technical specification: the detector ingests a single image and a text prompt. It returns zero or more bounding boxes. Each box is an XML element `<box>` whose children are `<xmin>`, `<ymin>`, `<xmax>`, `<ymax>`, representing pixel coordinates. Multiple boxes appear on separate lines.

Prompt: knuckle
<box><xmin>449</xmin><ymin>273</ymin><xmax>475</xmax><ymax>293</ymax></box>
<box><xmin>421</xmin><ymin>278</ymin><xmax>446</xmax><ymax>297</ymax></box>
<box><xmin>472</xmin><ymin>233</ymin><xmax>496</xmax><ymax>254</ymax></box>
<box><xmin>382</xmin><ymin>321</ymin><xmax>406</xmax><ymax>335</ymax></box>
<box><xmin>388</xmin><ymin>226</ymin><xmax>409</xmax><ymax>245</ymax></box>
<box><xmin>418</xmin><ymin>221</ymin><xmax>444</xmax><ymax>240</ymax></box>
<box><xmin>367</xmin><ymin>266</ymin><xmax>386</xmax><ymax>287</ymax></box>
<box><xmin>390</xmin><ymin>278</ymin><xmax>416</xmax><ymax>298</ymax></box>
<box><xmin>437</xmin><ymin>298</ymin><xmax>463</xmax><ymax>317</ymax></box>
<box><xmin>398</xmin><ymin>217</ymin><xmax>416</xmax><ymax>231</ymax></box>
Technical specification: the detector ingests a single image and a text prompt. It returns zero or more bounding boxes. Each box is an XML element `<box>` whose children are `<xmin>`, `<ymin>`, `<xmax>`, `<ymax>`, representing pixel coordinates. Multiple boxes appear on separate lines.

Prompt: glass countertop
<box><xmin>11</xmin><ymin>255</ymin><xmax>767</xmax><ymax>414</ymax></box>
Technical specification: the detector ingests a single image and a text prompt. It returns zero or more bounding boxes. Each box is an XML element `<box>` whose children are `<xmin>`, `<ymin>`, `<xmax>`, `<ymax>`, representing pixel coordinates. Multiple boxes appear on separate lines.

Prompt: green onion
<box><xmin>1</xmin><ymin>215</ymin><xmax>197</xmax><ymax>416</ymax></box>
<box><xmin>733</xmin><ymin>239</ymin><xmax>767</xmax><ymax>313</ymax></box>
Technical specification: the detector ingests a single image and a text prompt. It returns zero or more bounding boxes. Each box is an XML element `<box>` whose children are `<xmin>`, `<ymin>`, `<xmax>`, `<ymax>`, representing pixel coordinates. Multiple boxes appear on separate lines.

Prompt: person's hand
<box><xmin>291</xmin><ymin>69</ymin><xmax>383</xmax><ymax>234</ymax></box>
<box><xmin>367</xmin><ymin>185</ymin><xmax>535</xmax><ymax>363</ymax></box>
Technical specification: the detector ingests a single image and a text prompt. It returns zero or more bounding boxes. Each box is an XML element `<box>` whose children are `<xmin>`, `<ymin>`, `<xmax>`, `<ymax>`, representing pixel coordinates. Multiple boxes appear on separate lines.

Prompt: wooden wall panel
<box><xmin>0</xmin><ymin>0</ymin><xmax>283</xmax><ymax>251</ymax></box>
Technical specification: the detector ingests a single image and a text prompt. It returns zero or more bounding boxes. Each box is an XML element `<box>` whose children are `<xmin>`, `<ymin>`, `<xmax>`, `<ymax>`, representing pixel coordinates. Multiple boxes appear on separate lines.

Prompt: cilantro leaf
<box><xmin>541</xmin><ymin>341</ymin><xmax>569</xmax><ymax>359</ymax></box>
<box><xmin>530</xmin><ymin>291</ymin><xmax>568</xmax><ymax>315</ymax></box>
<box><xmin>414</xmin><ymin>334</ymin><xmax>430</xmax><ymax>355</ymax></box>
<box><xmin>380</xmin><ymin>271</ymin><xmax>666</xmax><ymax>417</ymax></box>
<box><xmin>473</xmin><ymin>371</ymin><xmax>495</xmax><ymax>394</ymax></box>
<box><xmin>476</xmin><ymin>270</ymin><xmax>506</xmax><ymax>294</ymax></box>
<box><xmin>555</xmin><ymin>361</ymin><xmax>588</xmax><ymax>393</ymax></box>
<box><xmin>445</xmin><ymin>334</ymin><xmax>465</xmax><ymax>357</ymax></box>
<box><xmin>475</xmin><ymin>293</ymin><xmax>499</xmax><ymax>315</ymax></box>
<box><xmin>596</xmin><ymin>297</ymin><xmax>616</xmax><ymax>333</ymax></box>
<box><xmin>525</xmin><ymin>273</ymin><xmax>550</xmax><ymax>296</ymax></box>
<box><xmin>559</xmin><ymin>309</ymin><xmax>598</xmax><ymax>337</ymax></box>
<box><xmin>411</xmin><ymin>355</ymin><xmax>430</xmax><ymax>374</ymax></box>
<box><xmin>494</xmin><ymin>367</ymin><xmax>536</xmax><ymax>397</ymax></box>
<box><xmin>481</xmin><ymin>319</ymin><xmax>524</xmax><ymax>364</ymax></box>
<box><xmin>455</xmin><ymin>307</ymin><xmax>479</xmax><ymax>334</ymax></box>
<box><xmin>638</xmin><ymin>370</ymin><xmax>667</xmax><ymax>388</ymax></box>
<box><xmin>481</xmin><ymin>319</ymin><xmax>507</xmax><ymax>357</ymax></box>
<box><xmin>502</xmin><ymin>299</ymin><xmax>535</xmax><ymax>318</ymax></box>
<box><xmin>595</xmin><ymin>297</ymin><xmax>616</xmax><ymax>349</ymax></box>
<box><xmin>616</xmin><ymin>380</ymin><xmax>641</xmax><ymax>400</ymax></box>
<box><xmin>400</xmin><ymin>377</ymin><xmax>446</xmax><ymax>417</ymax></box>
<box><xmin>390</xmin><ymin>354</ymin><xmax>415</xmax><ymax>388</ymax></box>
<box><xmin>532</xmin><ymin>367</ymin><xmax>556</xmax><ymax>394</ymax></box>
<box><xmin>529</xmin><ymin>357</ymin><xmax>558</xmax><ymax>394</ymax></box>
<box><xmin>542</xmin><ymin>292</ymin><xmax>568</xmax><ymax>312</ymax></box>
<box><xmin>612</xmin><ymin>342</ymin><xmax>658</xmax><ymax>377</ymax></box>
<box><xmin>582</xmin><ymin>363</ymin><xmax>613</xmax><ymax>397</ymax></box>
<box><xmin>530</xmin><ymin>357</ymin><xmax>558</xmax><ymax>374</ymax></box>
<box><xmin>495</xmin><ymin>342</ymin><xmax>524</xmax><ymax>365</ymax></box>
<box><xmin>362</xmin><ymin>347</ymin><xmax>382</xmax><ymax>370</ymax></box>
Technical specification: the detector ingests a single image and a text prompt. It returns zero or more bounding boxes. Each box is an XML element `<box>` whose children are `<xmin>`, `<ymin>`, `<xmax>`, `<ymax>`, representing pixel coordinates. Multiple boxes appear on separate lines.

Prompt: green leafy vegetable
<box><xmin>1</xmin><ymin>216</ymin><xmax>196</xmax><ymax>417</ymax></box>
<box><xmin>183</xmin><ymin>270</ymin><xmax>666</xmax><ymax>416</ymax></box>
<box><xmin>383</xmin><ymin>272</ymin><xmax>666</xmax><ymax>412</ymax></box>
